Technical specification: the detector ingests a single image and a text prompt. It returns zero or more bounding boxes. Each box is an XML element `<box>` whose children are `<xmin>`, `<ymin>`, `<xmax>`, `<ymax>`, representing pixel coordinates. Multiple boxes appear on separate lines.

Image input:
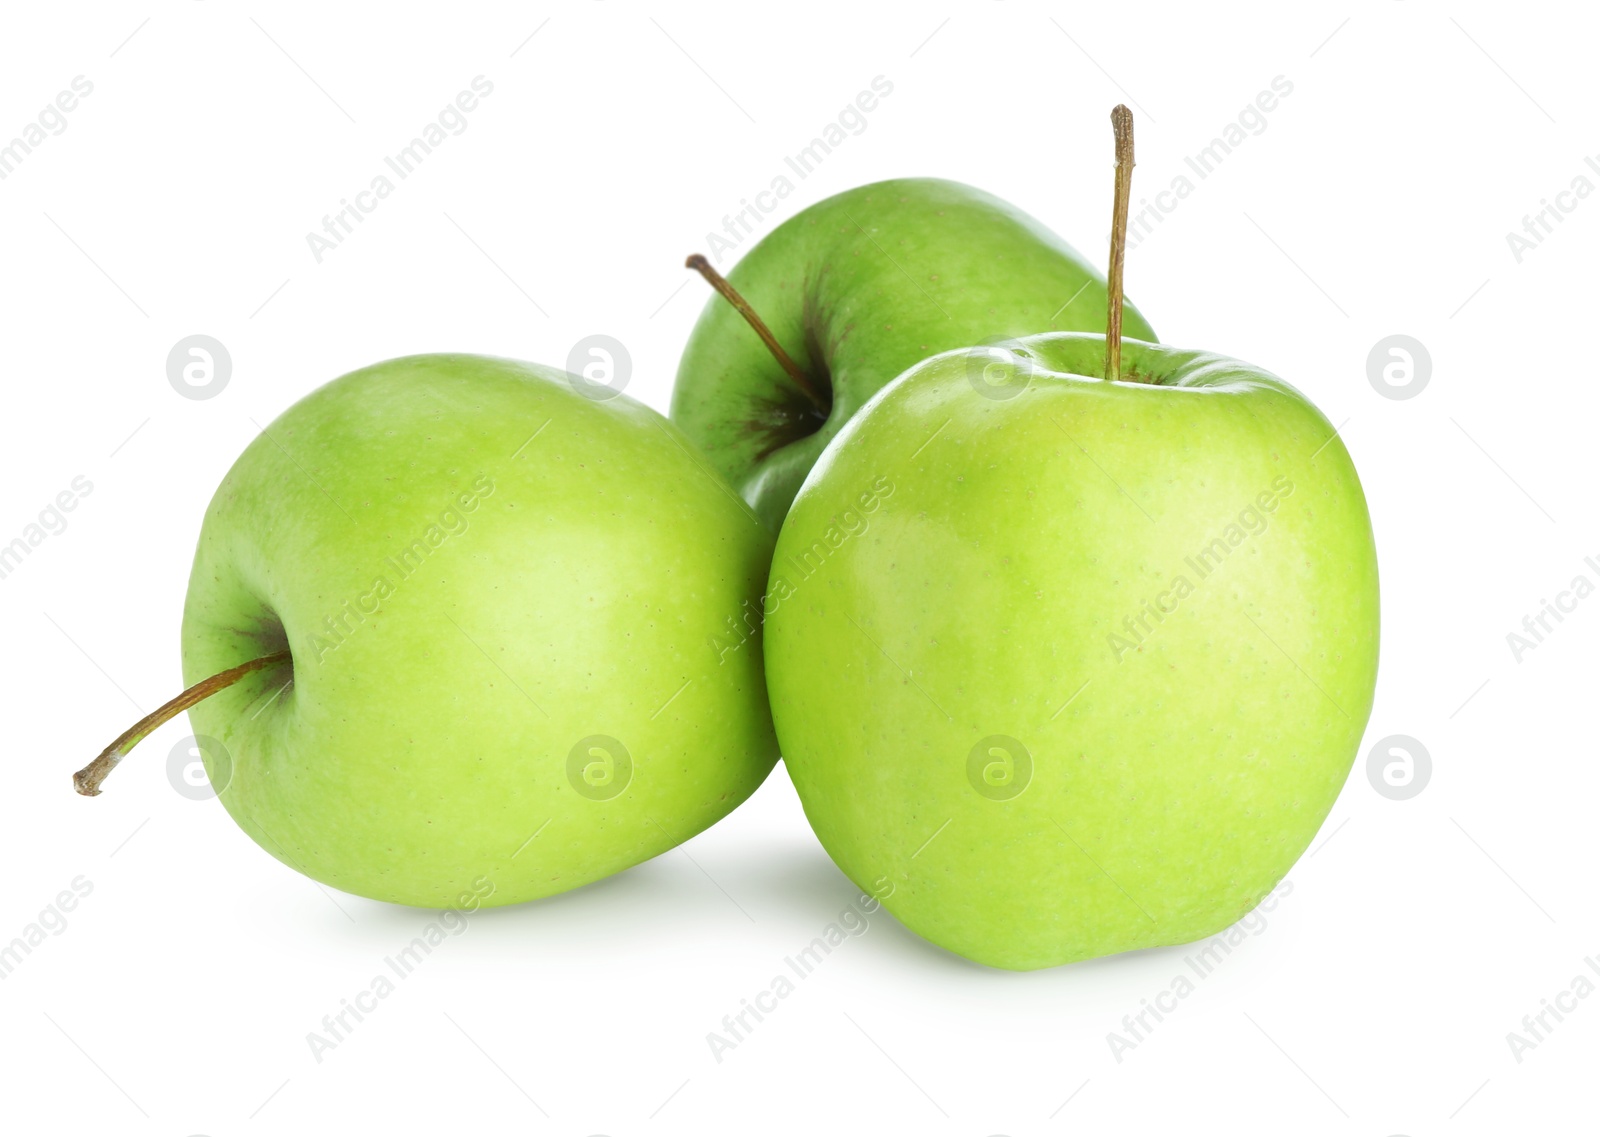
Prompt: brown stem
<box><xmin>1104</xmin><ymin>105</ymin><xmax>1135</xmax><ymax>383</ymax></box>
<box><xmin>73</xmin><ymin>649</ymin><xmax>292</xmax><ymax>796</ymax></box>
<box><xmin>685</xmin><ymin>253</ymin><xmax>827</xmax><ymax>413</ymax></box>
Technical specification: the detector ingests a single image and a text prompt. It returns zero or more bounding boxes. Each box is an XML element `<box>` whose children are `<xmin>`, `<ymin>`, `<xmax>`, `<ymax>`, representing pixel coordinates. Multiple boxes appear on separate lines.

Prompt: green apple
<box><xmin>764</xmin><ymin>332</ymin><xmax>1379</xmax><ymax>969</ymax></box>
<box><xmin>670</xmin><ymin>178</ymin><xmax>1157</xmax><ymax>530</ymax></box>
<box><xmin>82</xmin><ymin>354</ymin><xmax>780</xmax><ymax>908</ymax></box>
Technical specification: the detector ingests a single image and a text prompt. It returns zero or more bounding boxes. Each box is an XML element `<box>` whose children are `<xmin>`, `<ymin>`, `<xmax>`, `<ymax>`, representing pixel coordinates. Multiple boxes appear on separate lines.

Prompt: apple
<box><xmin>762</xmin><ymin>327</ymin><xmax>1379</xmax><ymax>969</ymax></box>
<box><xmin>671</xmin><ymin>177</ymin><xmax>1157</xmax><ymax>530</ymax></box>
<box><xmin>762</xmin><ymin>104</ymin><xmax>1378</xmax><ymax>970</ymax></box>
<box><xmin>76</xmin><ymin>354</ymin><xmax>780</xmax><ymax>909</ymax></box>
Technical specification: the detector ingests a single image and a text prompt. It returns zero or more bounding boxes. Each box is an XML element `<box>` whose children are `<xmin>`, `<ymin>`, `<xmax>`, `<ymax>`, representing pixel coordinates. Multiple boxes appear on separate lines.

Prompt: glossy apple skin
<box><xmin>765</xmin><ymin>333</ymin><xmax>1379</xmax><ymax>970</ymax></box>
<box><xmin>181</xmin><ymin>355</ymin><xmax>779</xmax><ymax>908</ymax></box>
<box><xmin>670</xmin><ymin>178</ymin><xmax>1156</xmax><ymax>530</ymax></box>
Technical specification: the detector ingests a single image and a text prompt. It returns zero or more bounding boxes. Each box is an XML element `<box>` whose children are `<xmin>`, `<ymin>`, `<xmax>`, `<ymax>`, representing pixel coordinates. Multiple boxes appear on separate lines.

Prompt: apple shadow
<box><xmin>738</xmin><ymin>847</ymin><xmax>1222</xmax><ymax>986</ymax></box>
<box><xmin>318</xmin><ymin>836</ymin><xmax>1219</xmax><ymax>986</ymax></box>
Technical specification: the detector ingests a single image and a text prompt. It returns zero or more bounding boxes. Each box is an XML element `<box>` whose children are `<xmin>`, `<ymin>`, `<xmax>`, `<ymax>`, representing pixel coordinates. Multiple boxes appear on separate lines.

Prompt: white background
<box><xmin>0</xmin><ymin>1</ymin><xmax>1593</xmax><ymax>1133</ymax></box>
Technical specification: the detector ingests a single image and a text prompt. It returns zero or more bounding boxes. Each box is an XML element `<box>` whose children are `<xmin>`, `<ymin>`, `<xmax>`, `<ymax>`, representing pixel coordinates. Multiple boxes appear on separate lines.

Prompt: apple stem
<box><xmin>685</xmin><ymin>253</ymin><xmax>828</xmax><ymax>413</ymax></box>
<box><xmin>73</xmin><ymin>649</ymin><xmax>292</xmax><ymax>797</ymax></box>
<box><xmin>1105</xmin><ymin>104</ymin><xmax>1135</xmax><ymax>383</ymax></box>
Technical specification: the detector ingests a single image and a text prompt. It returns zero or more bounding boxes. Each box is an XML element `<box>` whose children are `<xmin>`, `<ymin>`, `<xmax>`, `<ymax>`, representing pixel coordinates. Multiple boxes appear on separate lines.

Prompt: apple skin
<box><xmin>670</xmin><ymin>178</ymin><xmax>1156</xmax><ymax>530</ymax></box>
<box><xmin>181</xmin><ymin>354</ymin><xmax>779</xmax><ymax>908</ymax></box>
<box><xmin>764</xmin><ymin>333</ymin><xmax>1379</xmax><ymax>970</ymax></box>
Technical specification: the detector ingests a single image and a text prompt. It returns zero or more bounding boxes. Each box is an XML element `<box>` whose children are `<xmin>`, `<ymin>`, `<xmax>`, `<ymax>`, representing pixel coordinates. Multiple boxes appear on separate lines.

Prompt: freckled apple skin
<box><xmin>181</xmin><ymin>354</ymin><xmax>779</xmax><ymax>908</ymax></box>
<box><xmin>670</xmin><ymin>178</ymin><xmax>1156</xmax><ymax>530</ymax></box>
<box><xmin>765</xmin><ymin>333</ymin><xmax>1379</xmax><ymax>970</ymax></box>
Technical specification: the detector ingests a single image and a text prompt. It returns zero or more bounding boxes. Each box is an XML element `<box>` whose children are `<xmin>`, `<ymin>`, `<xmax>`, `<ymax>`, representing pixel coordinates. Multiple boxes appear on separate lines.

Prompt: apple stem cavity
<box><xmin>1105</xmin><ymin>104</ymin><xmax>1135</xmax><ymax>383</ymax></box>
<box><xmin>73</xmin><ymin>649</ymin><xmax>292</xmax><ymax>797</ymax></box>
<box><xmin>685</xmin><ymin>253</ymin><xmax>828</xmax><ymax>413</ymax></box>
